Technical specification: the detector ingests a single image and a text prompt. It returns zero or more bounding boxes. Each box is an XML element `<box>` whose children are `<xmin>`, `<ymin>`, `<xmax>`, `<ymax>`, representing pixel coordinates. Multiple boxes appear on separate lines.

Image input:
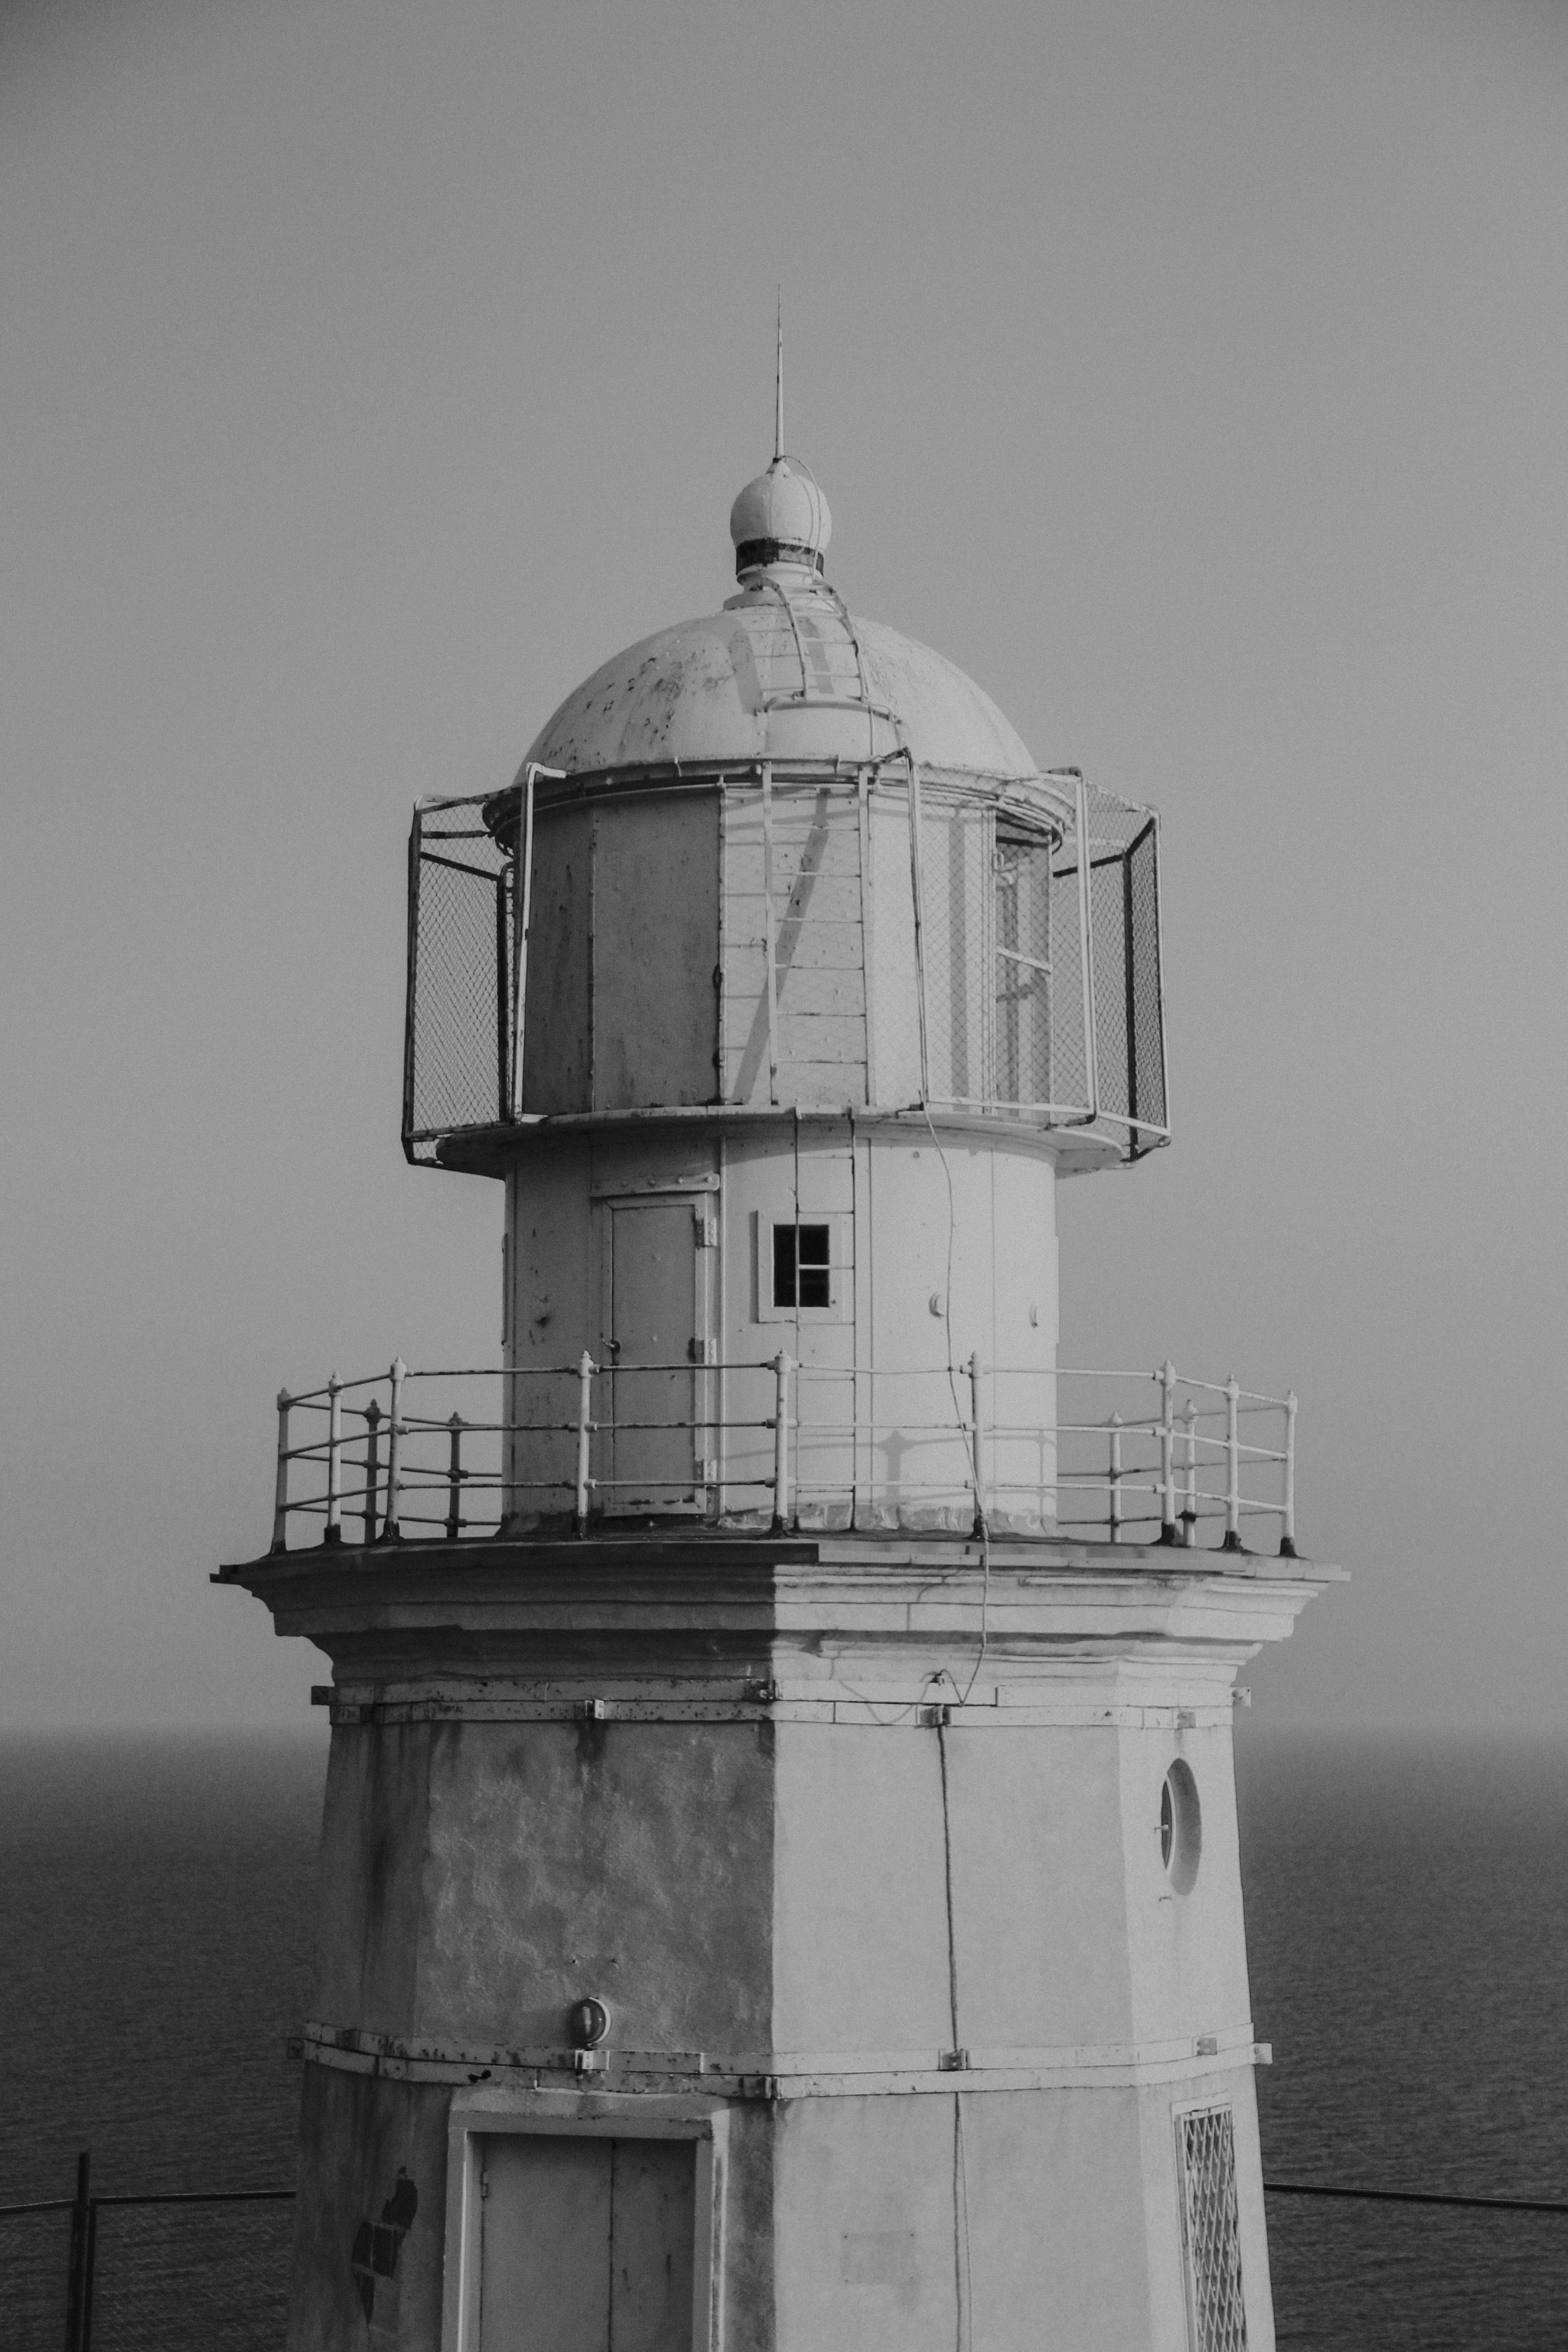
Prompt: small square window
<box><xmin>773</xmin><ymin>1223</ymin><xmax>831</xmax><ymax>1310</ymax></box>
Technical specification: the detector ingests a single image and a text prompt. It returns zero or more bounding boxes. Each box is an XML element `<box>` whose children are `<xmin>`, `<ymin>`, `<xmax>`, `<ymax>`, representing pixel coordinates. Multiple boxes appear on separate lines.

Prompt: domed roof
<box><xmin>523</xmin><ymin>460</ymin><xmax>1038</xmax><ymax>785</ymax></box>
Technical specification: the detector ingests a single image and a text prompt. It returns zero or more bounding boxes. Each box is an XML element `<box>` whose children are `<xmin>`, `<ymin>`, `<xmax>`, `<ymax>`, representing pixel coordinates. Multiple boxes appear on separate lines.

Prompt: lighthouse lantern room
<box><xmin>225</xmin><ymin>444</ymin><xmax>1335</xmax><ymax>2352</ymax></box>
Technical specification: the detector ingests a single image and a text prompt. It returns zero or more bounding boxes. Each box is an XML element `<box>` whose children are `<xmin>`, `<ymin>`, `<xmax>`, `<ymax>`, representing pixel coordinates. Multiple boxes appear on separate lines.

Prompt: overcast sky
<box><xmin>2</xmin><ymin>0</ymin><xmax>1564</xmax><ymax>1734</ymax></box>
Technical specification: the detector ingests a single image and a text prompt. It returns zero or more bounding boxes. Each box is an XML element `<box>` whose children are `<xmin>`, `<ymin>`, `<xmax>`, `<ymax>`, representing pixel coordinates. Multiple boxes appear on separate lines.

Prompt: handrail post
<box><xmin>324</xmin><ymin>1374</ymin><xmax>342</xmax><ymax>1546</ymax></box>
<box><xmin>575</xmin><ymin>1353</ymin><xmax>595</xmax><ymax>1535</ymax></box>
<box><xmin>1158</xmin><ymin>1362</ymin><xmax>1177</xmax><ymax>1543</ymax></box>
<box><xmin>271</xmin><ymin>1391</ymin><xmax>292</xmax><ymax>1554</ymax></box>
<box><xmin>382</xmin><ymin>1360</ymin><xmax>405</xmax><ymax>1541</ymax></box>
<box><xmin>362</xmin><ymin>1399</ymin><xmax>382</xmax><ymax>1546</ymax></box>
<box><xmin>1181</xmin><ymin>1399</ymin><xmax>1199</xmax><ymax>1546</ymax></box>
<box><xmin>1280</xmin><ymin>1391</ymin><xmax>1298</xmax><ymax>1557</ymax></box>
<box><xmin>772</xmin><ymin>1351</ymin><xmax>793</xmax><ymax>1531</ymax></box>
<box><xmin>446</xmin><ymin>1412</ymin><xmax>464</xmax><ymax>1542</ymax></box>
<box><xmin>968</xmin><ymin>1352</ymin><xmax>986</xmax><ymax>1535</ymax></box>
<box><xmin>1108</xmin><ymin>1412</ymin><xmax>1123</xmax><ymax>1544</ymax></box>
<box><xmin>1223</xmin><ymin>1375</ymin><xmax>1243</xmax><ymax>1551</ymax></box>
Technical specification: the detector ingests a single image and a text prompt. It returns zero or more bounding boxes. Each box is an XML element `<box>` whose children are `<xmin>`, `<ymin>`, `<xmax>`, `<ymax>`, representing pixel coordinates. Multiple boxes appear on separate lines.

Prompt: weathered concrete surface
<box><xmin>226</xmin><ymin>1533</ymin><xmax>1332</xmax><ymax>2349</ymax></box>
<box><xmin>287</xmin><ymin>2067</ymin><xmax>447</xmax><ymax>2352</ymax></box>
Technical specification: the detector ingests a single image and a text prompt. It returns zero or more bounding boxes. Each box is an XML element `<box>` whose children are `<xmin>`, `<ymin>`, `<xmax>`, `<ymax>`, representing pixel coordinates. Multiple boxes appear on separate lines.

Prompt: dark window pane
<box><xmin>772</xmin><ymin>1224</ymin><xmax>798</xmax><ymax>1307</ymax></box>
<box><xmin>774</xmin><ymin>1223</ymin><xmax>831</xmax><ymax>1308</ymax></box>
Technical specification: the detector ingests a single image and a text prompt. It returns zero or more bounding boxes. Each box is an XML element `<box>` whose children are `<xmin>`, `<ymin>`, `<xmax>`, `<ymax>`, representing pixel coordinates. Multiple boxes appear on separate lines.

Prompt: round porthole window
<box><xmin>1160</xmin><ymin>1761</ymin><xmax>1202</xmax><ymax>1894</ymax></box>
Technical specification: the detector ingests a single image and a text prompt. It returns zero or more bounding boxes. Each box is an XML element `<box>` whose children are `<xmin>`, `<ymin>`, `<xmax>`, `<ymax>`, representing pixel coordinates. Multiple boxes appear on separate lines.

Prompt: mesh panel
<box><xmin>0</xmin><ymin>2203</ymin><xmax>293</xmax><ymax>2352</ymax></box>
<box><xmin>1179</xmin><ymin>2105</ymin><xmax>1248</xmax><ymax>2352</ymax></box>
<box><xmin>0</xmin><ymin>2207</ymin><xmax>72</xmax><ymax>2352</ymax></box>
<box><xmin>404</xmin><ymin>801</ymin><xmax>513</xmax><ymax>1149</ymax></box>
<box><xmin>1126</xmin><ymin>820</ymin><xmax>1167</xmax><ymax>1134</ymax></box>
<box><xmin>919</xmin><ymin>793</ymin><xmax>990</xmax><ymax>1104</ymax></box>
<box><xmin>919</xmin><ymin>789</ymin><xmax>1082</xmax><ymax>1118</ymax></box>
<box><xmin>1077</xmin><ymin>785</ymin><xmax>1168</xmax><ymax>1157</ymax></box>
<box><xmin>992</xmin><ymin>824</ymin><xmax>1053</xmax><ymax>1105</ymax></box>
<box><xmin>93</xmin><ymin>2202</ymin><xmax>294</xmax><ymax>2352</ymax></box>
<box><xmin>1048</xmin><ymin>828</ymin><xmax>1092</xmax><ymax>1115</ymax></box>
<box><xmin>89</xmin><ymin>2202</ymin><xmax>294</xmax><ymax>2351</ymax></box>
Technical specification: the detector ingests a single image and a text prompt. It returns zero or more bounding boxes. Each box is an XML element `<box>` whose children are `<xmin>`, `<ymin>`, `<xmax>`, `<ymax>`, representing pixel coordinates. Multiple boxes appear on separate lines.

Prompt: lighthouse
<box><xmin>225</xmin><ymin>442</ymin><xmax>1335</xmax><ymax>2352</ymax></box>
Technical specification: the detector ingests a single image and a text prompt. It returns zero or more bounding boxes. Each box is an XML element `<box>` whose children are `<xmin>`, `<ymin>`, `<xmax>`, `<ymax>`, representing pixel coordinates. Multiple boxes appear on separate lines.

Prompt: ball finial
<box><xmin>729</xmin><ymin>457</ymin><xmax>832</xmax><ymax>580</ymax></box>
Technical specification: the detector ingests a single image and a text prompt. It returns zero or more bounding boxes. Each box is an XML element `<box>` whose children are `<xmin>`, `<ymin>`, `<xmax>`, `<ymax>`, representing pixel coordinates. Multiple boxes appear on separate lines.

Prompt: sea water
<box><xmin>1243</xmin><ymin>1731</ymin><xmax>1568</xmax><ymax>2350</ymax></box>
<box><xmin>3</xmin><ymin>1728</ymin><xmax>1566</xmax><ymax>2349</ymax></box>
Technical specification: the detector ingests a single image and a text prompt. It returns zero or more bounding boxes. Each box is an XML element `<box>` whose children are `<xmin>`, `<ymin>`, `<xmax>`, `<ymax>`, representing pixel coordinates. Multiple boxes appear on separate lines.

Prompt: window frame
<box><xmin>753</xmin><ymin>1210</ymin><xmax>852</xmax><ymax>1325</ymax></box>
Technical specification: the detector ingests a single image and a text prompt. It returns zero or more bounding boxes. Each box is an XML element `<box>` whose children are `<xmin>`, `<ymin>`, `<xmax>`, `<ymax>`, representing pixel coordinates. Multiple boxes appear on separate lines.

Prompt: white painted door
<box><xmin>605</xmin><ymin>1201</ymin><xmax>701</xmax><ymax>1512</ymax></box>
<box><xmin>477</xmin><ymin>2136</ymin><xmax>697</xmax><ymax>2352</ymax></box>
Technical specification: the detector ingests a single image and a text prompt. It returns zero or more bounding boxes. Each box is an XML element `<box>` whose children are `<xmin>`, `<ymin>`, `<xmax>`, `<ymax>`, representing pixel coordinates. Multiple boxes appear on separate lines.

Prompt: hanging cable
<box><xmin>937</xmin><ymin>1716</ymin><xmax>974</xmax><ymax>2352</ymax></box>
<box><xmin>921</xmin><ymin>1100</ymin><xmax>993</xmax><ymax>1705</ymax></box>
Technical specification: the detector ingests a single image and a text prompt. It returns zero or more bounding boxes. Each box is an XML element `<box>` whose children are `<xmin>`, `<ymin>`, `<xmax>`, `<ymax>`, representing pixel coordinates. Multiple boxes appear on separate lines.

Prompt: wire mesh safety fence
<box><xmin>402</xmin><ymin>763</ymin><xmax>1167</xmax><ymax>1162</ymax></box>
<box><xmin>5</xmin><ymin>2162</ymin><xmax>1564</xmax><ymax>2352</ymax></box>
<box><xmin>404</xmin><ymin>797</ymin><xmax>513</xmax><ymax>1161</ymax></box>
<box><xmin>267</xmin><ymin>1359</ymin><xmax>1297</xmax><ymax>1552</ymax></box>
<box><xmin>1</xmin><ymin>2170</ymin><xmax>294</xmax><ymax>2352</ymax></box>
<box><xmin>1080</xmin><ymin>783</ymin><xmax>1168</xmax><ymax>1153</ymax></box>
<box><xmin>1</xmin><ymin>2205</ymin><xmax>71</xmax><ymax>2352</ymax></box>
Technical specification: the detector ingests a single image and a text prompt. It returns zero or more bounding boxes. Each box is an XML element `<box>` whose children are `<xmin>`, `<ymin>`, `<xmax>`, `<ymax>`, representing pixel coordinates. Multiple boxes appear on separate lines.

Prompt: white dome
<box><xmin>523</xmin><ymin>604</ymin><xmax>1038</xmax><ymax>780</ymax></box>
<box><xmin>523</xmin><ymin>459</ymin><xmax>1039</xmax><ymax>782</ymax></box>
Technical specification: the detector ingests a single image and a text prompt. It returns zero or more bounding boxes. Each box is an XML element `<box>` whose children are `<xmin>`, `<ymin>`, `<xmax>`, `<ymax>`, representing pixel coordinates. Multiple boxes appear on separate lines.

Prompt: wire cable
<box><xmin>920</xmin><ymin>1102</ymin><xmax>992</xmax><ymax>1704</ymax></box>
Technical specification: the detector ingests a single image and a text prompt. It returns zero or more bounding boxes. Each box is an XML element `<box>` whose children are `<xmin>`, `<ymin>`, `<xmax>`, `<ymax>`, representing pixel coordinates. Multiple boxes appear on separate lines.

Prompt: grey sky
<box><xmin>2</xmin><ymin>0</ymin><xmax>1563</xmax><ymax>1731</ymax></box>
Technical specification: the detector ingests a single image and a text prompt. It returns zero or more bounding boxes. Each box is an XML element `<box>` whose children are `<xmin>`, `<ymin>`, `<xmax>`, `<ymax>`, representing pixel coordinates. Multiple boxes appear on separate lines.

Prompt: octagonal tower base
<box><xmin>222</xmin><ymin>1529</ymin><xmax>1336</xmax><ymax>2352</ymax></box>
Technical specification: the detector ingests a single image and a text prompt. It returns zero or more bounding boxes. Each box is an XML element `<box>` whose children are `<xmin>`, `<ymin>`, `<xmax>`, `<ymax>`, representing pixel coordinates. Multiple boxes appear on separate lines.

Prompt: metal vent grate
<box><xmin>1178</xmin><ymin>2104</ymin><xmax>1248</xmax><ymax>2352</ymax></box>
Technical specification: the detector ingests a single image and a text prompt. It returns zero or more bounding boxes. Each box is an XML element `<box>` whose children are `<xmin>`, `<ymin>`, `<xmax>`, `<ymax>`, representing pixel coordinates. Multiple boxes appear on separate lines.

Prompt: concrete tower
<box><xmin>226</xmin><ymin>448</ymin><xmax>1335</xmax><ymax>2352</ymax></box>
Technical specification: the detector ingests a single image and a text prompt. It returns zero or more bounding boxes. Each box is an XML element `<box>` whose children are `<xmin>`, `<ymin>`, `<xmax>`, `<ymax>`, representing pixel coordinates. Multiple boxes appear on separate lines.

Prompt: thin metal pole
<box><xmin>1122</xmin><ymin>832</ymin><xmax>1139</xmax><ymax>1131</ymax></box>
<box><xmin>760</xmin><ymin>762</ymin><xmax>779</xmax><ymax>1107</ymax></box>
<box><xmin>494</xmin><ymin>861</ymin><xmax>511</xmax><ymax>1117</ymax></box>
<box><xmin>1281</xmin><ymin>1391</ymin><xmax>1298</xmax><ymax>1557</ymax></box>
<box><xmin>271</xmin><ymin>1392</ymin><xmax>291</xmax><ymax>1554</ymax></box>
<box><xmin>1181</xmin><ymin>1400</ymin><xmax>1199</xmax><ymax>1546</ymax></box>
<box><xmin>907</xmin><ymin>754</ymin><xmax>931</xmax><ymax>1101</ymax></box>
<box><xmin>383</xmin><ymin>1360</ymin><xmax>405</xmax><ymax>1541</ymax></box>
<box><xmin>575</xmin><ymin>1353</ymin><xmax>594</xmax><ymax>1535</ymax></box>
<box><xmin>967</xmin><ymin>1353</ymin><xmax>985</xmax><ymax>1535</ymax></box>
<box><xmin>1223</xmin><ymin>1376</ymin><xmax>1243</xmax><ymax>1551</ymax></box>
<box><xmin>324</xmin><ymin>1374</ymin><xmax>342</xmax><ymax>1545</ymax></box>
<box><xmin>80</xmin><ymin>2198</ymin><xmax>98</xmax><ymax>2352</ymax></box>
<box><xmin>772</xmin><ymin>1351</ymin><xmax>793</xmax><ymax>1531</ymax></box>
<box><xmin>1075</xmin><ymin>772</ymin><xmax>1099</xmax><ymax>1120</ymax></box>
<box><xmin>65</xmin><ymin>2150</ymin><xmax>90</xmax><ymax>2352</ymax></box>
<box><xmin>509</xmin><ymin>764</ymin><xmax>565</xmax><ymax>1119</ymax></box>
<box><xmin>1108</xmin><ymin>1412</ymin><xmax>1122</xmax><ymax>1544</ymax></box>
<box><xmin>445</xmin><ymin>1412</ymin><xmax>464</xmax><ymax>1542</ymax></box>
<box><xmin>1158</xmin><ymin>1362</ymin><xmax>1177</xmax><ymax>1544</ymax></box>
<box><xmin>362</xmin><ymin>1400</ymin><xmax>382</xmax><ymax>1546</ymax></box>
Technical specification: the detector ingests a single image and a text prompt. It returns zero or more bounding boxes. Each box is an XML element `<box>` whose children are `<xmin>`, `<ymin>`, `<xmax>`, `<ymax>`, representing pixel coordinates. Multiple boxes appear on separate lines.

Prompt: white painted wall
<box><xmin>502</xmin><ymin>1118</ymin><xmax>1059</xmax><ymax>1529</ymax></box>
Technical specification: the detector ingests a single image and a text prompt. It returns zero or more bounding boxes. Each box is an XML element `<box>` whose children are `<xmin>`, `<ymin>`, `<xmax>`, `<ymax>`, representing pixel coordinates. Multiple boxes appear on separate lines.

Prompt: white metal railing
<box><xmin>267</xmin><ymin>1360</ymin><xmax>1298</xmax><ymax>1557</ymax></box>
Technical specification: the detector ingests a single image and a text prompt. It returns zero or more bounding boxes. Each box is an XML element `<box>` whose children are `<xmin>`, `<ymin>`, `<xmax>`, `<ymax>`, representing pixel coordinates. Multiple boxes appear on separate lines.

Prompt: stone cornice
<box><xmin>220</xmin><ymin>1530</ymin><xmax>1339</xmax><ymax>1689</ymax></box>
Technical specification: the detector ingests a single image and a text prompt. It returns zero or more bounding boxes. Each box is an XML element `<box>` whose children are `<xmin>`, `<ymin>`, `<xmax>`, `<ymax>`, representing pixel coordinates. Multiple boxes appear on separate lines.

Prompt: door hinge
<box><xmin>695</xmin><ymin>1209</ymin><xmax>719</xmax><ymax>1248</ymax></box>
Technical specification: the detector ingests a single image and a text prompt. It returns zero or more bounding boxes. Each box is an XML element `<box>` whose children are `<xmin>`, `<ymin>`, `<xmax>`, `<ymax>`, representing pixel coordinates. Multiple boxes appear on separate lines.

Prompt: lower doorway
<box><xmin>475</xmin><ymin>2134</ymin><xmax>697</xmax><ymax>2352</ymax></box>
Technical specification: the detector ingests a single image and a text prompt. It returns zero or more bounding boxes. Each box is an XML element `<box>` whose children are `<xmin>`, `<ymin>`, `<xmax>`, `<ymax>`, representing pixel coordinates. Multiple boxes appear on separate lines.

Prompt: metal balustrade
<box><xmin>267</xmin><ymin>1360</ymin><xmax>1297</xmax><ymax>1556</ymax></box>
